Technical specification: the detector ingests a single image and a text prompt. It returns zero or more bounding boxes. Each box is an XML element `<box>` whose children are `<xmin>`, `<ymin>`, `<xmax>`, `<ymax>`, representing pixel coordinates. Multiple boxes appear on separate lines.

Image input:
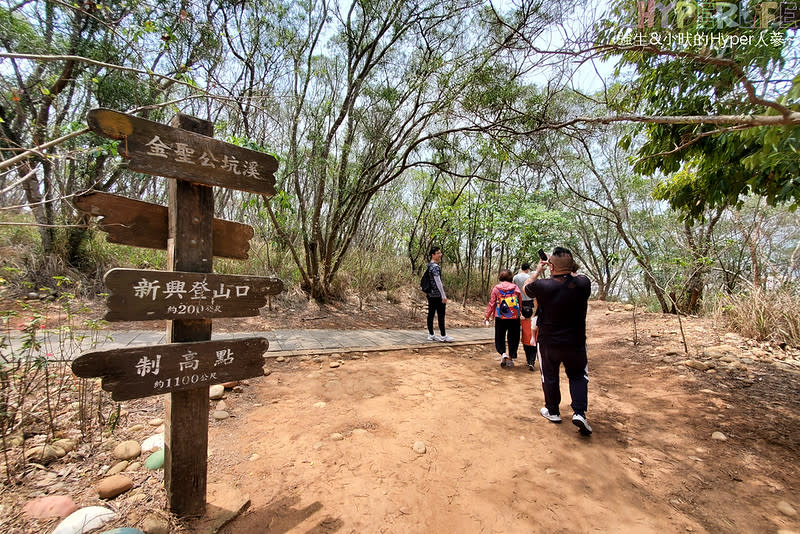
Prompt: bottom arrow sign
<box><xmin>71</xmin><ymin>337</ymin><xmax>269</xmax><ymax>401</ymax></box>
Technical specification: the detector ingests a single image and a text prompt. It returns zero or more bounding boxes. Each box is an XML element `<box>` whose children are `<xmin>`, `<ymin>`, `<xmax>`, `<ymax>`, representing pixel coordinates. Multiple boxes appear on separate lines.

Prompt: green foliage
<box><xmin>0</xmin><ymin>8</ymin><xmax>44</xmax><ymax>54</ymax></box>
<box><xmin>224</xmin><ymin>136</ymin><xmax>278</xmax><ymax>159</ymax></box>
<box><xmin>461</xmin><ymin>63</ymin><xmax>524</xmax><ymax>115</ymax></box>
<box><xmin>94</xmin><ymin>71</ymin><xmax>148</xmax><ymax>110</ymax></box>
<box><xmin>596</xmin><ymin>0</ymin><xmax>800</xmax><ymax>218</ymax></box>
<box><xmin>644</xmin><ymin>124</ymin><xmax>800</xmax><ymax>217</ymax></box>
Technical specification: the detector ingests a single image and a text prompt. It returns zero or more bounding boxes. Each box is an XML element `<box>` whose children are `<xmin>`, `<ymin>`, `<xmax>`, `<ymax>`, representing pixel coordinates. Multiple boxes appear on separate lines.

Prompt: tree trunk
<box><xmin>20</xmin><ymin>163</ymin><xmax>54</xmax><ymax>253</ymax></box>
<box><xmin>679</xmin><ymin>210</ymin><xmax>722</xmax><ymax>314</ymax></box>
<box><xmin>595</xmin><ymin>283</ymin><xmax>608</xmax><ymax>301</ymax></box>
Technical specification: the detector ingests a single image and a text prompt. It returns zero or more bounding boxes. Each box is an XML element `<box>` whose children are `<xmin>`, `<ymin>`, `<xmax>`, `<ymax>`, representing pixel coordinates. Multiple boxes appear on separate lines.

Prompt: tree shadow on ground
<box><xmin>221</xmin><ymin>494</ymin><xmax>343</xmax><ymax>533</ymax></box>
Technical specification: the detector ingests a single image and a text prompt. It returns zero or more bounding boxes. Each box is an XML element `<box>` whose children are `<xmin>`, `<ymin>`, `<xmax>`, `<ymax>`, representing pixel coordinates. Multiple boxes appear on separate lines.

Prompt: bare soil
<box><xmin>3</xmin><ymin>295</ymin><xmax>800</xmax><ymax>533</ymax></box>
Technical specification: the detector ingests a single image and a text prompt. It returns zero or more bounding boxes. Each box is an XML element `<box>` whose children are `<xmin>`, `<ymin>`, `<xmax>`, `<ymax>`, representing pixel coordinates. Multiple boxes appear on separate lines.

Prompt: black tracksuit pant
<box><xmin>538</xmin><ymin>343</ymin><xmax>588</xmax><ymax>416</ymax></box>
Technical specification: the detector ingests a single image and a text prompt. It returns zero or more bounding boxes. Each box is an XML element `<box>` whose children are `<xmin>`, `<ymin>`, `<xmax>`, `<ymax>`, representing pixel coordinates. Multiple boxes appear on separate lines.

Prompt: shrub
<box><xmin>0</xmin><ymin>213</ymin><xmax>39</xmax><ymax>249</ymax></box>
<box><xmin>327</xmin><ymin>271</ymin><xmax>351</xmax><ymax>302</ymax></box>
<box><xmin>0</xmin><ymin>283</ymin><xmax>118</xmax><ymax>483</ymax></box>
<box><xmin>714</xmin><ymin>287</ymin><xmax>800</xmax><ymax>347</ymax></box>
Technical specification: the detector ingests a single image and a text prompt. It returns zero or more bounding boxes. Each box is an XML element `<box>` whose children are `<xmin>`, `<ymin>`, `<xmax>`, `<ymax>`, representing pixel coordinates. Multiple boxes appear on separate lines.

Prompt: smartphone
<box><xmin>537</xmin><ymin>248</ymin><xmax>548</xmax><ymax>261</ymax></box>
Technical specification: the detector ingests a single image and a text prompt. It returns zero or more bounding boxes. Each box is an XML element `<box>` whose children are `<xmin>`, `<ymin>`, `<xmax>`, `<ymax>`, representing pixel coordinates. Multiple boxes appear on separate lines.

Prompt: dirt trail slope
<box><xmin>205</xmin><ymin>302</ymin><xmax>800</xmax><ymax>533</ymax></box>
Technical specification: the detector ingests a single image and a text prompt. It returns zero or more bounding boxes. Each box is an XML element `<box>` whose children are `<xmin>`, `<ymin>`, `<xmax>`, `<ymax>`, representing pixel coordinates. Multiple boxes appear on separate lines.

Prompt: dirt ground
<box><xmin>4</xmin><ymin>295</ymin><xmax>800</xmax><ymax>533</ymax></box>
<box><xmin>203</xmin><ymin>301</ymin><xmax>800</xmax><ymax>534</ymax></box>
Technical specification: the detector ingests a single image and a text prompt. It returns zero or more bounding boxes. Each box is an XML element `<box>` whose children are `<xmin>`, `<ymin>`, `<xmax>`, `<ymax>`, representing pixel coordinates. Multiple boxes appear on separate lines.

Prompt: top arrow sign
<box><xmin>87</xmin><ymin>108</ymin><xmax>277</xmax><ymax>196</ymax></box>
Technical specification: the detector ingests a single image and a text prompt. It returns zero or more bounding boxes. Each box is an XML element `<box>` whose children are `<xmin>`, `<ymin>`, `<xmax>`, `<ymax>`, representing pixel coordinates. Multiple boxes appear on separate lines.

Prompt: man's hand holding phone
<box><xmin>536</xmin><ymin>248</ymin><xmax>549</xmax><ymax>274</ymax></box>
<box><xmin>537</xmin><ymin>248</ymin><xmax>548</xmax><ymax>262</ymax></box>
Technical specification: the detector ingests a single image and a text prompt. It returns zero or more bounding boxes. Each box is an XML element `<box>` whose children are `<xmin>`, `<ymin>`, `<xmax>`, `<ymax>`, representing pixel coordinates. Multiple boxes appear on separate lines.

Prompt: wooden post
<box><xmin>164</xmin><ymin>114</ymin><xmax>214</xmax><ymax>517</ymax></box>
<box><xmin>77</xmin><ymin>108</ymin><xmax>279</xmax><ymax>520</ymax></box>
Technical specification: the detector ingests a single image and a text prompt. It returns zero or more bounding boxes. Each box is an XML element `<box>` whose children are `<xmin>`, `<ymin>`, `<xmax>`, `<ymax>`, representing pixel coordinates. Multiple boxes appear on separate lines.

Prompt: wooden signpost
<box><xmin>72</xmin><ymin>338</ymin><xmax>270</xmax><ymax>401</ymax></box>
<box><xmin>74</xmin><ymin>191</ymin><xmax>254</xmax><ymax>260</ymax></box>
<box><xmin>87</xmin><ymin>108</ymin><xmax>277</xmax><ymax>195</ymax></box>
<box><xmin>72</xmin><ymin>110</ymin><xmax>281</xmax><ymax>518</ymax></box>
<box><xmin>103</xmin><ymin>268</ymin><xmax>283</xmax><ymax>321</ymax></box>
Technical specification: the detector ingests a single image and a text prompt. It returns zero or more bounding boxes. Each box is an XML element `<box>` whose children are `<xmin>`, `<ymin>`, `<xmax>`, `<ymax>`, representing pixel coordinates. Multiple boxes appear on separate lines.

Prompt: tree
<box><xmin>0</xmin><ymin>3</ymin><xmax>129</xmax><ymax>253</ymax></box>
<box><xmin>590</xmin><ymin>0</ymin><xmax>800</xmax><ymax>217</ymax></box>
<box><xmin>247</xmin><ymin>0</ymin><xmax>570</xmax><ymax>299</ymax></box>
<box><xmin>0</xmin><ymin>1</ymin><xmax>219</xmax><ymax>266</ymax></box>
<box><xmin>570</xmin><ymin>208</ymin><xmax>629</xmax><ymax>300</ymax></box>
<box><xmin>542</xmin><ymin>122</ymin><xmax>680</xmax><ymax>311</ymax></box>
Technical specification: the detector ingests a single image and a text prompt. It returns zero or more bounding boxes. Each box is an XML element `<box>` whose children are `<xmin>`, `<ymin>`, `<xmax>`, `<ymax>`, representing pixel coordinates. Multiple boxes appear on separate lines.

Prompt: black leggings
<box><xmin>494</xmin><ymin>318</ymin><xmax>520</xmax><ymax>358</ymax></box>
<box><xmin>427</xmin><ymin>297</ymin><xmax>446</xmax><ymax>336</ymax></box>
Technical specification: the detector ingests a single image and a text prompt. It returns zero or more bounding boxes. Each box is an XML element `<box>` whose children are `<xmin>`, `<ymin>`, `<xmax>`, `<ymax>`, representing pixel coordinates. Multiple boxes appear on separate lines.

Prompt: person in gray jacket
<box><xmin>424</xmin><ymin>246</ymin><xmax>454</xmax><ymax>342</ymax></box>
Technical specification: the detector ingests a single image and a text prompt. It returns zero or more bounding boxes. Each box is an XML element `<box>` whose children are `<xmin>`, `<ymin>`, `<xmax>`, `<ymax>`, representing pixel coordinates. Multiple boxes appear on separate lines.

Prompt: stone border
<box><xmin>264</xmin><ymin>339</ymin><xmax>492</xmax><ymax>359</ymax></box>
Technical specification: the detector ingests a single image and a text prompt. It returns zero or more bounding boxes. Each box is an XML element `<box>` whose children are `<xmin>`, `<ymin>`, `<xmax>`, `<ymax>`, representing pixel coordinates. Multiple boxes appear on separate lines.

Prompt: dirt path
<box><xmin>202</xmin><ymin>303</ymin><xmax>800</xmax><ymax>533</ymax></box>
<box><xmin>5</xmin><ymin>297</ymin><xmax>799</xmax><ymax>533</ymax></box>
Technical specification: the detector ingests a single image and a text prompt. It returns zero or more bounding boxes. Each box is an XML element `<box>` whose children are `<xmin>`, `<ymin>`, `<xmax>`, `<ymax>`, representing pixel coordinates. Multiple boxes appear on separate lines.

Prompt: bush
<box><xmin>714</xmin><ymin>287</ymin><xmax>800</xmax><ymax>347</ymax></box>
<box><xmin>0</xmin><ymin>212</ymin><xmax>169</xmax><ymax>296</ymax></box>
<box><xmin>79</xmin><ymin>232</ymin><xmax>167</xmax><ymax>274</ymax></box>
<box><xmin>328</xmin><ymin>271</ymin><xmax>352</xmax><ymax>302</ymax></box>
<box><xmin>0</xmin><ymin>286</ymin><xmax>118</xmax><ymax>483</ymax></box>
<box><xmin>1</xmin><ymin>246</ymin><xmax>90</xmax><ymax>299</ymax></box>
<box><xmin>336</xmin><ymin>250</ymin><xmax>412</xmax><ymax>306</ymax></box>
<box><xmin>0</xmin><ymin>212</ymin><xmax>39</xmax><ymax>249</ymax></box>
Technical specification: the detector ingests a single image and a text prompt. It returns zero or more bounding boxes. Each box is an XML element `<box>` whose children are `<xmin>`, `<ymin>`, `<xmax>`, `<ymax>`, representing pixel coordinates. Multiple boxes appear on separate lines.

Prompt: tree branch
<box><xmin>535</xmin><ymin>111</ymin><xmax>800</xmax><ymax>131</ymax></box>
<box><xmin>0</xmin><ymin>128</ymin><xmax>88</xmax><ymax>172</ymax></box>
<box><xmin>0</xmin><ymin>52</ymin><xmax>203</xmax><ymax>95</ymax></box>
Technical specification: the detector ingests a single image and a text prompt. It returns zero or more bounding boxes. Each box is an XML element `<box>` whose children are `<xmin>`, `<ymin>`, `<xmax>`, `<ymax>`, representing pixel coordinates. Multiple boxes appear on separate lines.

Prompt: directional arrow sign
<box><xmin>72</xmin><ymin>337</ymin><xmax>269</xmax><ymax>401</ymax></box>
<box><xmin>74</xmin><ymin>191</ymin><xmax>254</xmax><ymax>260</ymax></box>
<box><xmin>103</xmin><ymin>268</ymin><xmax>284</xmax><ymax>322</ymax></box>
<box><xmin>87</xmin><ymin>108</ymin><xmax>277</xmax><ymax>196</ymax></box>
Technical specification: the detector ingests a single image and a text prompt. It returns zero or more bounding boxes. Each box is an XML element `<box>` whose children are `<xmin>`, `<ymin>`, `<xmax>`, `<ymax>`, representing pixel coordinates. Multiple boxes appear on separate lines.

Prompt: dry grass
<box><xmin>714</xmin><ymin>287</ymin><xmax>800</xmax><ymax>347</ymax></box>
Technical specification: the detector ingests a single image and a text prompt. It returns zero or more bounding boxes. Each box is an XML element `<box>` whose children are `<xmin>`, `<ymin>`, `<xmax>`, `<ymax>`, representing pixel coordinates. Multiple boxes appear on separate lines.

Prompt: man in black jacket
<box><xmin>523</xmin><ymin>247</ymin><xmax>592</xmax><ymax>436</ymax></box>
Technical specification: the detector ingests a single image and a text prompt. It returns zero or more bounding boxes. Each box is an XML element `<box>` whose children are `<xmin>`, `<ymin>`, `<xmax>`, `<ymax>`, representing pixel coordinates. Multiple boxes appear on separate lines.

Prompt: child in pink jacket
<box><xmin>484</xmin><ymin>269</ymin><xmax>522</xmax><ymax>368</ymax></box>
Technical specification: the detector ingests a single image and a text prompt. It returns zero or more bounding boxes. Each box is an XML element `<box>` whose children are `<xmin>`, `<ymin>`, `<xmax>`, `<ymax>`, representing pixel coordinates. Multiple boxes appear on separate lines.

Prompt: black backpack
<box><xmin>420</xmin><ymin>267</ymin><xmax>433</xmax><ymax>293</ymax></box>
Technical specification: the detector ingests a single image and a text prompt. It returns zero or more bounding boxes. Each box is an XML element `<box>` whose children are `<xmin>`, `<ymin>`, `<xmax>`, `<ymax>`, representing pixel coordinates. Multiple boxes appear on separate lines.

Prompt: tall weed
<box><xmin>338</xmin><ymin>250</ymin><xmax>412</xmax><ymax>307</ymax></box>
<box><xmin>0</xmin><ymin>214</ymin><xmax>39</xmax><ymax>249</ymax></box>
<box><xmin>714</xmin><ymin>287</ymin><xmax>800</xmax><ymax>347</ymax></box>
<box><xmin>0</xmin><ymin>277</ymin><xmax>116</xmax><ymax>483</ymax></box>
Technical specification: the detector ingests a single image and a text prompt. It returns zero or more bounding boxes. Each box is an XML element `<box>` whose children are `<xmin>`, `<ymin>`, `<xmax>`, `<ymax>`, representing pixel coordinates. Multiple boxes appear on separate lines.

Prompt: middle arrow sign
<box><xmin>103</xmin><ymin>268</ymin><xmax>284</xmax><ymax>322</ymax></box>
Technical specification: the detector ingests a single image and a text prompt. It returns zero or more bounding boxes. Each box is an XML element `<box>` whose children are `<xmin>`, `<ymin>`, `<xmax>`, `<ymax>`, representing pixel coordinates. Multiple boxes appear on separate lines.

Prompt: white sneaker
<box><xmin>427</xmin><ymin>334</ymin><xmax>437</xmax><ymax>341</ymax></box>
<box><xmin>433</xmin><ymin>334</ymin><xmax>445</xmax><ymax>342</ymax></box>
<box><xmin>572</xmin><ymin>413</ymin><xmax>592</xmax><ymax>436</ymax></box>
<box><xmin>499</xmin><ymin>353</ymin><xmax>510</xmax><ymax>367</ymax></box>
<box><xmin>507</xmin><ymin>359</ymin><xmax>515</xmax><ymax>367</ymax></box>
<box><xmin>540</xmin><ymin>407</ymin><xmax>562</xmax><ymax>423</ymax></box>
<box><xmin>440</xmin><ymin>335</ymin><xmax>454</xmax><ymax>342</ymax></box>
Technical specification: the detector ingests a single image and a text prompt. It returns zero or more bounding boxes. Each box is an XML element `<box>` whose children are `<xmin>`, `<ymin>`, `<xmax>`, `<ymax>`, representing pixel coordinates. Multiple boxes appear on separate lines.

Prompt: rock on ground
<box><xmin>52</xmin><ymin>506</ymin><xmax>116</xmax><ymax>534</ymax></box>
<box><xmin>112</xmin><ymin>440</ymin><xmax>141</xmax><ymax>461</ymax></box>
<box><xmin>711</xmin><ymin>431</ymin><xmax>728</xmax><ymax>441</ymax></box>
<box><xmin>25</xmin><ymin>444</ymin><xmax>65</xmax><ymax>464</ymax></box>
<box><xmin>144</xmin><ymin>449</ymin><xmax>165</xmax><ymax>470</ymax></box>
<box><xmin>96</xmin><ymin>475</ymin><xmax>134</xmax><ymax>500</ymax></box>
<box><xmin>22</xmin><ymin>495</ymin><xmax>78</xmax><ymax>519</ymax></box>
<box><xmin>106</xmin><ymin>461</ymin><xmax>129</xmax><ymax>476</ymax></box>
<box><xmin>141</xmin><ymin>515</ymin><xmax>170</xmax><ymax>534</ymax></box>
